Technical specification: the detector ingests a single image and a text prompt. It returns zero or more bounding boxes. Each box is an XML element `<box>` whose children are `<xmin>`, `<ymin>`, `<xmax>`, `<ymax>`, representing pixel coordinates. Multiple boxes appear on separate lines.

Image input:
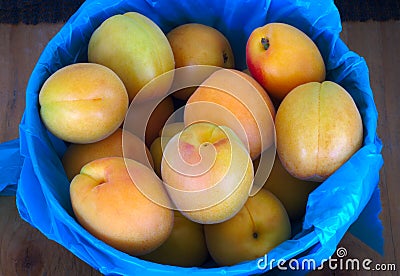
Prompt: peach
<box><xmin>145</xmin><ymin>96</ymin><xmax>175</xmax><ymax>147</ymax></box>
<box><xmin>150</xmin><ymin>137</ymin><xmax>164</xmax><ymax>178</ymax></box>
<box><xmin>39</xmin><ymin>63</ymin><xmax>128</xmax><ymax>144</ymax></box>
<box><xmin>62</xmin><ymin>128</ymin><xmax>154</xmax><ymax>181</ymax></box>
<box><xmin>204</xmin><ymin>189</ymin><xmax>291</xmax><ymax>266</ymax></box>
<box><xmin>159</xmin><ymin>122</ymin><xmax>186</xmax><ymax>138</ymax></box>
<box><xmin>246</xmin><ymin>22</ymin><xmax>326</xmax><ymax>101</ymax></box>
<box><xmin>70</xmin><ymin>157</ymin><xmax>174</xmax><ymax>256</ymax></box>
<box><xmin>88</xmin><ymin>12</ymin><xmax>175</xmax><ymax>102</ymax></box>
<box><xmin>150</xmin><ymin>122</ymin><xmax>185</xmax><ymax>177</ymax></box>
<box><xmin>275</xmin><ymin>81</ymin><xmax>363</xmax><ymax>181</ymax></box>
<box><xmin>167</xmin><ymin>23</ymin><xmax>235</xmax><ymax>100</ymax></box>
<box><xmin>184</xmin><ymin>69</ymin><xmax>275</xmax><ymax>160</ymax></box>
<box><xmin>254</xmin><ymin>155</ymin><xmax>319</xmax><ymax>221</ymax></box>
<box><xmin>161</xmin><ymin>122</ymin><xmax>254</xmax><ymax>224</ymax></box>
<box><xmin>141</xmin><ymin>211</ymin><xmax>208</xmax><ymax>267</ymax></box>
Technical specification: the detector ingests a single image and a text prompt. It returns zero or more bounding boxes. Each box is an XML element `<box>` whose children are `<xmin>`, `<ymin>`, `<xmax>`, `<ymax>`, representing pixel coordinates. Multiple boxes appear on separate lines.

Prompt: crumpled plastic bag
<box><xmin>0</xmin><ymin>139</ymin><xmax>22</xmax><ymax>195</ymax></box>
<box><xmin>0</xmin><ymin>0</ymin><xmax>383</xmax><ymax>275</ymax></box>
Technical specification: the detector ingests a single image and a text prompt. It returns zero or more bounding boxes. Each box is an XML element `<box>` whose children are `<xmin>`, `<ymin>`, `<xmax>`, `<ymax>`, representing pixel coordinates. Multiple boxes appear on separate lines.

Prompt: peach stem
<box><xmin>261</xmin><ymin>37</ymin><xmax>270</xmax><ymax>50</ymax></box>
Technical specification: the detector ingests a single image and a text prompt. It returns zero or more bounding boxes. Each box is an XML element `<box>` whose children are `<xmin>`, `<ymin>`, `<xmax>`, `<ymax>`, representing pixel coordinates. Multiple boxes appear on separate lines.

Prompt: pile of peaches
<box><xmin>38</xmin><ymin>12</ymin><xmax>363</xmax><ymax>267</ymax></box>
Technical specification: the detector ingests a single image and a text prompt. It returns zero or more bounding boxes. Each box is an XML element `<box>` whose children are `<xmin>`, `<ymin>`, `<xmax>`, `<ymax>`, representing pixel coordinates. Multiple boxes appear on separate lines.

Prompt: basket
<box><xmin>0</xmin><ymin>0</ymin><xmax>383</xmax><ymax>275</ymax></box>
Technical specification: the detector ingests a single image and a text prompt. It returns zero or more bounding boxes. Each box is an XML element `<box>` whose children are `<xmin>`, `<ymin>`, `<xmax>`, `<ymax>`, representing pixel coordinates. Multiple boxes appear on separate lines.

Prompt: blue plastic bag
<box><xmin>0</xmin><ymin>0</ymin><xmax>383</xmax><ymax>274</ymax></box>
<box><xmin>0</xmin><ymin>139</ymin><xmax>23</xmax><ymax>196</ymax></box>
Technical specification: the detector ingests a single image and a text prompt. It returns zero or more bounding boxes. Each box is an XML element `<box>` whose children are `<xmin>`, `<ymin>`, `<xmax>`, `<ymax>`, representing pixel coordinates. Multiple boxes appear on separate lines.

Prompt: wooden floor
<box><xmin>0</xmin><ymin>20</ymin><xmax>399</xmax><ymax>275</ymax></box>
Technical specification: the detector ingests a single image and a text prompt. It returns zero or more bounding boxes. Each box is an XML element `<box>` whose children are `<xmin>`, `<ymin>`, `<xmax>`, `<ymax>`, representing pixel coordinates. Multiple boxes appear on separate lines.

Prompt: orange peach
<box><xmin>141</xmin><ymin>211</ymin><xmax>208</xmax><ymax>267</ymax></box>
<box><xmin>246</xmin><ymin>22</ymin><xmax>326</xmax><ymax>101</ymax></box>
<box><xmin>204</xmin><ymin>189</ymin><xmax>291</xmax><ymax>266</ymax></box>
<box><xmin>161</xmin><ymin>122</ymin><xmax>254</xmax><ymax>224</ymax></box>
<box><xmin>70</xmin><ymin>157</ymin><xmax>174</xmax><ymax>256</ymax></box>
<box><xmin>167</xmin><ymin>23</ymin><xmax>235</xmax><ymax>100</ymax></box>
<box><xmin>184</xmin><ymin>69</ymin><xmax>275</xmax><ymax>160</ymax></box>
<box><xmin>39</xmin><ymin>63</ymin><xmax>128</xmax><ymax>144</ymax></box>
<box><xmin>275</xmin><ymin>81</ymin><xmax>363</xmax><ymax>181</ymax></box>
<box><xmin>62</xmin><ymin>128</ymin><xmax>153</xmax><ymax>181</ymax></box>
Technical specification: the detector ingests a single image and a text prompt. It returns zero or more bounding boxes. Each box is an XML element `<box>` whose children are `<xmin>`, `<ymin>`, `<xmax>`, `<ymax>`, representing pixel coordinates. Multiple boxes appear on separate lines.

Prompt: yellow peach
<box><xmin>39</xmin><ymin>63</ymin><xmax>128</xmax><ymax>144</ymax></box>
<box><xmin>161</xmin><ymin>122</ymin><xmax>254</xmax><ymax>224</ymax></box>
<box><xmin>204</xmin><ymin>189</ymin><xmax>291</xmax><ymax>266</ymax></box>
<box><xmin>275</xmin><ymin>81</ymin><xmax>363</xmax><ymax>181</ymax></box>
<box><xmin>141</xmin><ymin>211</ymin><xmax>208</xmax><ymax>267</ymax></box>
<box><xmin>150</xmin><ymin>122</ymin><xmax>185</xmax><ymax>177</ymax></box>
<box><xmin>254</xmin><ymin>155</ymin><xmax>319</xmax><ymax>221</ymax></box>
<box><xmin>88</xmin><ymin>12</ymin><xmax>175</xmax><ymax>102</ymax></box>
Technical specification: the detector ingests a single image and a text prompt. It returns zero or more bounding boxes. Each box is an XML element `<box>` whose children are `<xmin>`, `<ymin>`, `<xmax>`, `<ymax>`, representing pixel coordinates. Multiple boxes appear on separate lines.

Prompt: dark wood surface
<box><xmin>0</xmin><ymin>21</ymin><xmax>398</xmax><ymax>275</ymax></box>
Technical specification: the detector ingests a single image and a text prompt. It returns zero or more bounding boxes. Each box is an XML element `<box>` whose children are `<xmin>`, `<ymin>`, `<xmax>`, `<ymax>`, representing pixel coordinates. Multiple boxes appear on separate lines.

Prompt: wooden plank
<box><xmin>311</xmin><ymin>20</ymin><xmax>399</xmax><ymax>275</ymax></box>
<box><xmin>379</xmin><ymin>20</ymin><xmax>400</xmax><ymax>268</ymax></box>
<box><xmin>0</xmin><ymin>22</ymin><xmax>100</xmax><ymax>275</ymax></box>
<box><xmin>343</xmin><ymin>19</ymin><xmax>399</xmax><ymax>268</ymax></box>
<box><xmin>0</xmin><ymin>196</ymin><xmax>101</xmax><ymax>275</ymax></box>
<box><xmin>0</xmin><ymin>24</ymin><xmax>14</xmax><ymax>142</ymax></box>
<box><xmin>0</xmin><ymin>23</ymin><xmax>62</xmax><ymax>143</ymax></box>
